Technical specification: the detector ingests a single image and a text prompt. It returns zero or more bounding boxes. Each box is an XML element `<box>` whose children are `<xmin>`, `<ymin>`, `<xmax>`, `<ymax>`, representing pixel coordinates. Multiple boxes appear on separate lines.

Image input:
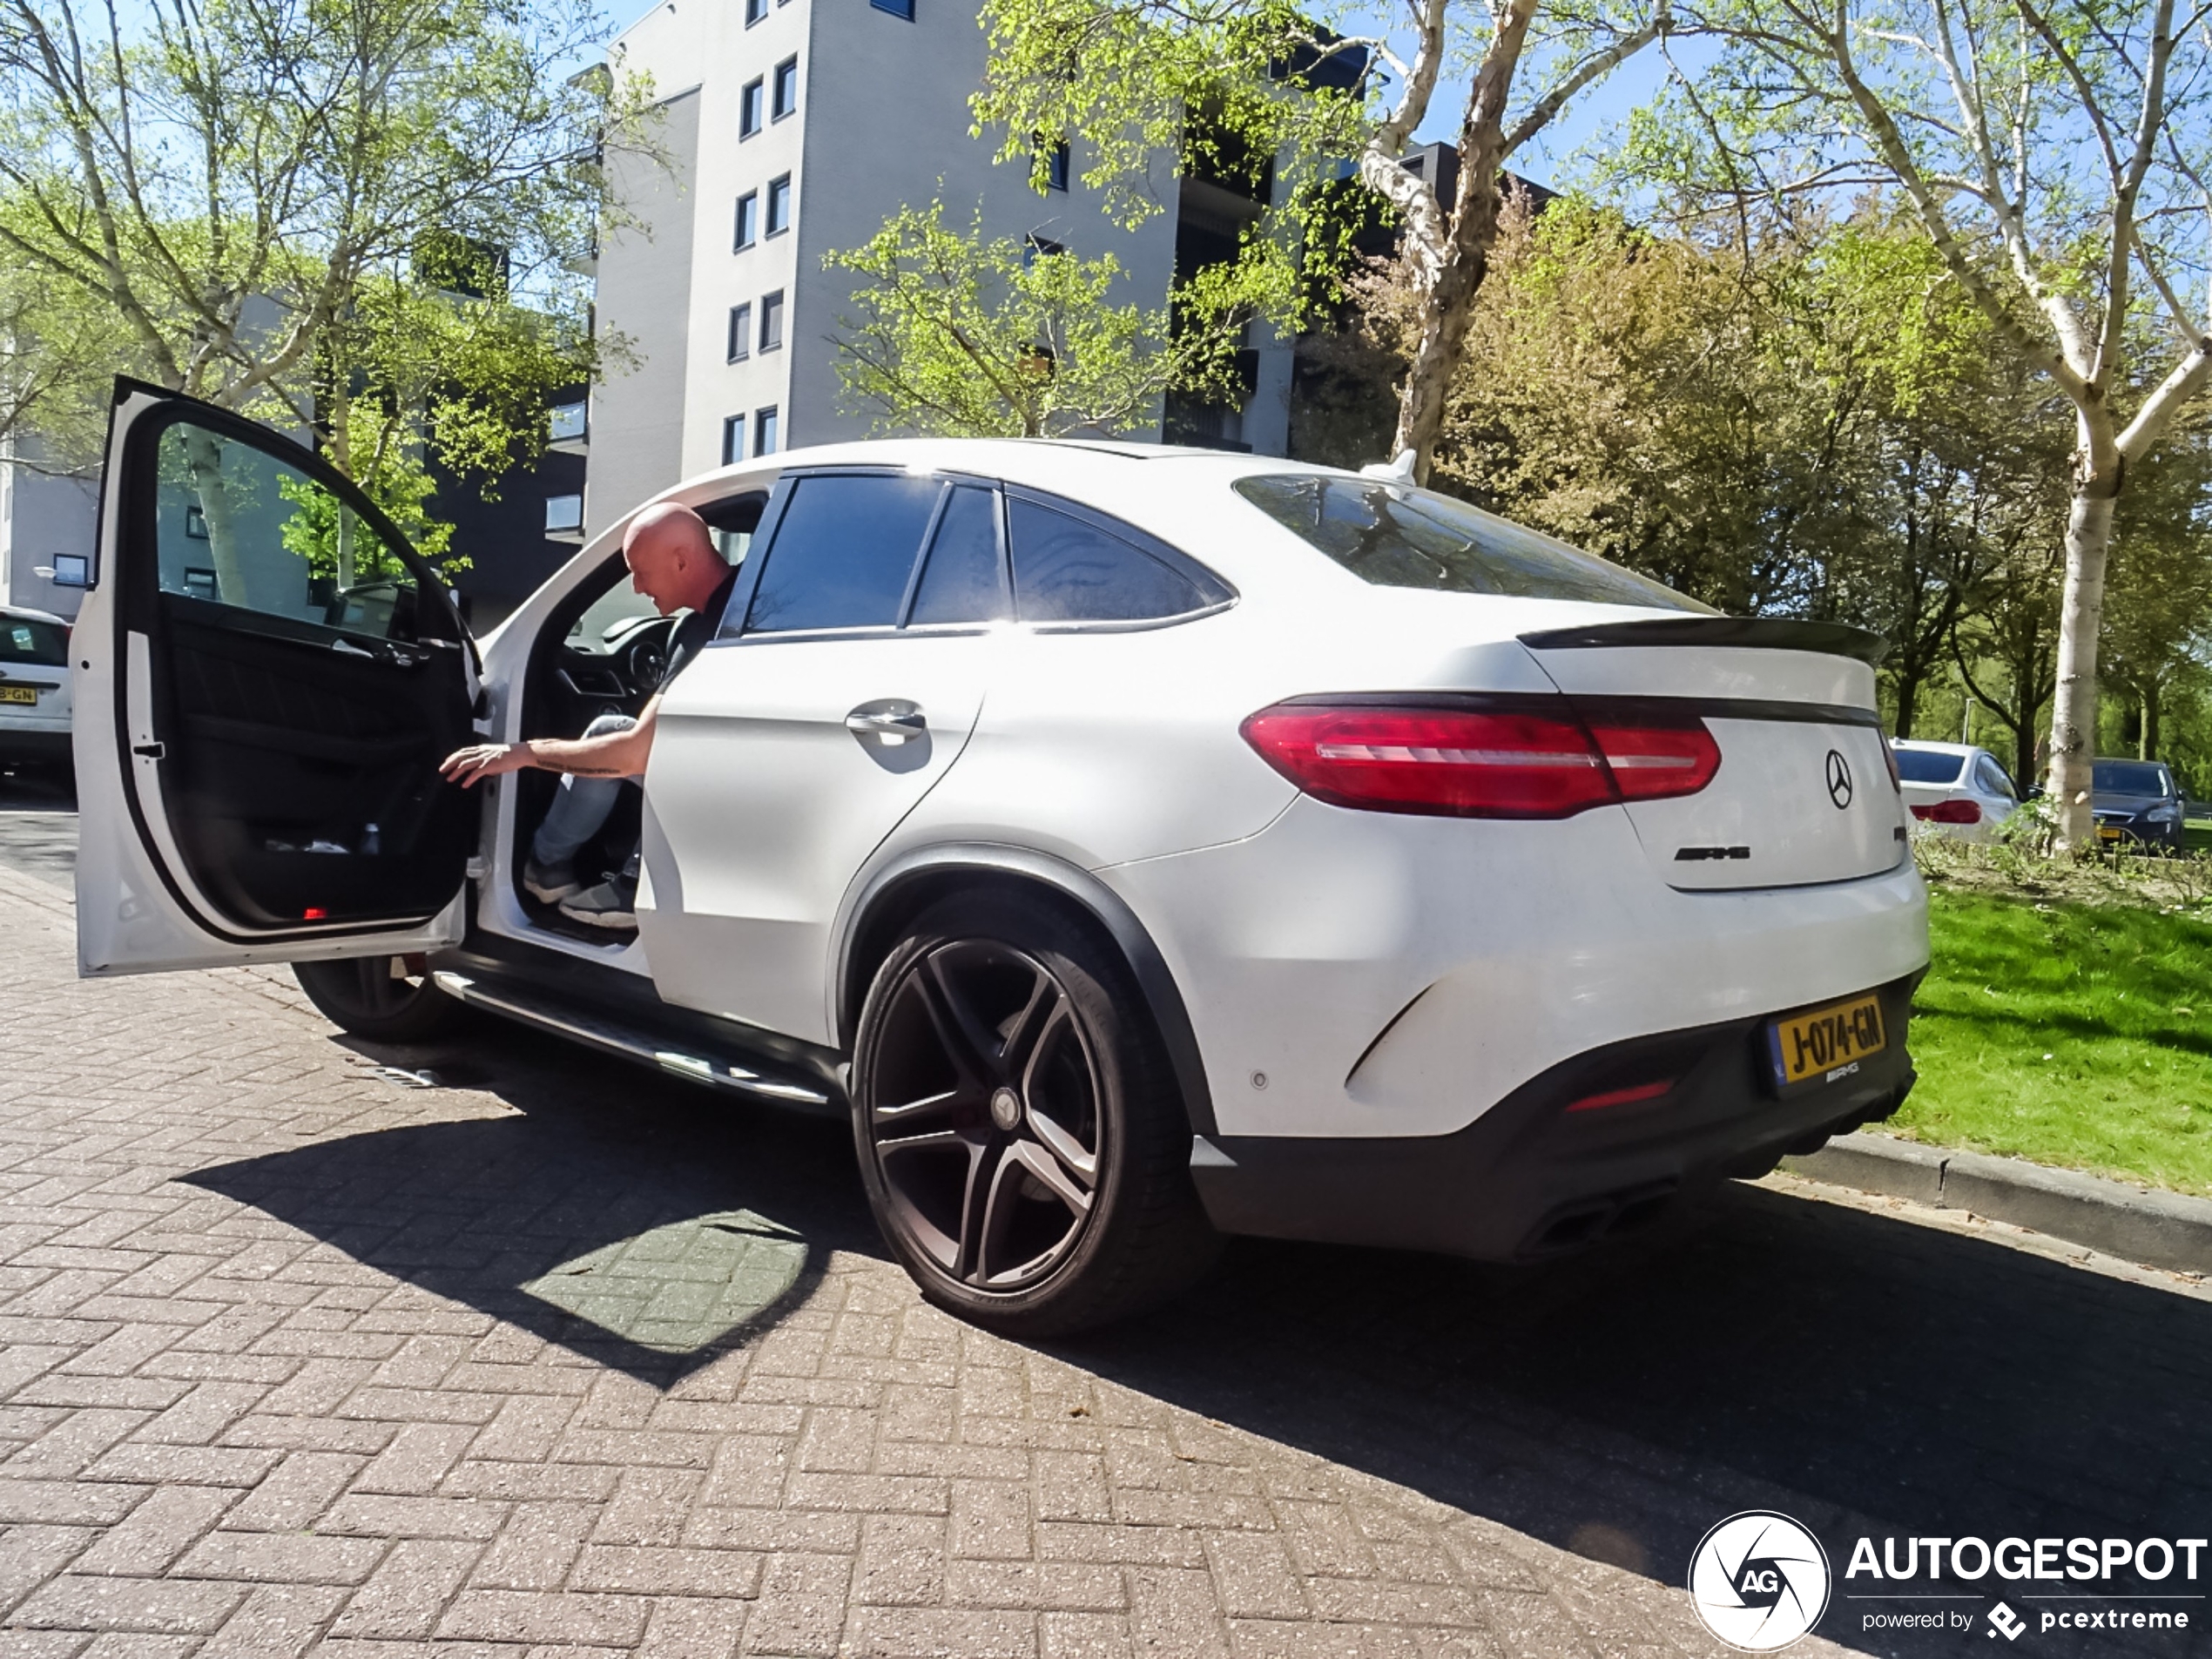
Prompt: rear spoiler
<box><xmin>1517</xmin><ymin>617</ymin><xmax>1890</xmax><ymax>667</ymax></box>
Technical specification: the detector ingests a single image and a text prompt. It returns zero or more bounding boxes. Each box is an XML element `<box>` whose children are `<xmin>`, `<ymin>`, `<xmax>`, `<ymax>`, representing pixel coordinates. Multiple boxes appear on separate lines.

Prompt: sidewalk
<box><xmin>0</xmin><ymin>862</ymin><xmax>1747</xmax><ymax>1659</ymax></box>
<box><xmin>1785</xmin><ymin>1133</ymin><xmax>2212</xmax><ymax>1277</ymax></box>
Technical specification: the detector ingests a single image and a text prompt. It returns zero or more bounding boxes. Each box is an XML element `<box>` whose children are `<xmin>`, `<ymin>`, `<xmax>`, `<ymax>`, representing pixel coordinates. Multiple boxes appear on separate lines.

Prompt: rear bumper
<box><xmin>0</xmin><ymin>727</ymin><xmax>72</xmax><ymax>765</ymax></box>
<box><xmin>1190</xmin><ymin>973</ymin><xmax>1919</xmax><ymax>1261</ymax></box>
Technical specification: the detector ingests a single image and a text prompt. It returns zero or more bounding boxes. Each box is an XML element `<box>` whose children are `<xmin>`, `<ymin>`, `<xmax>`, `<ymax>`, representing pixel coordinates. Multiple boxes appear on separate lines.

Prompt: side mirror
<box><xmin>35</xmin><ymin>554</ymin><xmax>91</xmax><ymax>589</ymax></box>
<box><xmin>2020</xmin><ymin>784</ymin><xmax>2044</xmax><ymax>801</ymax></box>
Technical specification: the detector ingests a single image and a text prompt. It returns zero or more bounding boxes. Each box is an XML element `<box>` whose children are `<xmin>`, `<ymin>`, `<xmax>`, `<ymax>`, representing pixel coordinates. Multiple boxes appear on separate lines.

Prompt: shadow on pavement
<box><xmin>185</xmin><ymin>1014</ymin><xmax>881</xmax><ymax>1388</ymax></box>
<box><xmin>1087</xmin><ymin>1186</ymin><xmax>2212</xmax><ymax>1654</ymax></box>
<box><xmin>185</xmin><ymin>1003</ymin><xmax>2212</xmax><ymax>1655</ymax></box>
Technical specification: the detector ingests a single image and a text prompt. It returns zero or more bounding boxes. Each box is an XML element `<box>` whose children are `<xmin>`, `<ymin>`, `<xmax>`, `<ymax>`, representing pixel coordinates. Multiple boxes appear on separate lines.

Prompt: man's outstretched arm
<box><xmin>440</xmin><ymin>697</ymin><xmax>662</xmax><ymax>787</ymax></box>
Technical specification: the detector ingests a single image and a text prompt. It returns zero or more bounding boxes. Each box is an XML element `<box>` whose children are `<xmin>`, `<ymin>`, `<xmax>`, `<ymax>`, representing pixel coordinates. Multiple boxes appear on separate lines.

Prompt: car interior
<box><xmin>138</xmin><ymin>415</ymin><xmax>477</xmax><ymax>934</ymax></box>
<box><xmin>508</xmin><ymin>489</ymin><xmax>767</xmax><ymax>940</ymax></box>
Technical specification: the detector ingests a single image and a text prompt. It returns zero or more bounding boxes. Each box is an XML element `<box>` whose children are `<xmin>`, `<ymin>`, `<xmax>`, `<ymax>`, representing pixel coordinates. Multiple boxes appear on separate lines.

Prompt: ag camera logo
<box><xmin>1689</xmin><ymin>1511</ymin><xmax>1833</xmax><ymax>1650</ymax></box>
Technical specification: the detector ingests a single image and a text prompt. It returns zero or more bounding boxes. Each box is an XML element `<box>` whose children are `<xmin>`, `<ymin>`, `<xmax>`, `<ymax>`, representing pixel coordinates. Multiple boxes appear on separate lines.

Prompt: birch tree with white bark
<box><xmin>1620</xmin><ymin>0</ymin><xmax>2212</xmax><ymax>850</ymax></box>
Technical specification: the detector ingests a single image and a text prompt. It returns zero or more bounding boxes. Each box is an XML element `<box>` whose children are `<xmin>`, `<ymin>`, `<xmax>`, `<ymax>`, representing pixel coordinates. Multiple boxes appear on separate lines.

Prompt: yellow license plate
<box><xmin>0</xmin><ymin>685</ymin><xmax>36</xmax><ymax>706</ymax></box>
<box><xmin>2098</xmin><ymin>826</ymin><xmax>2123</xmax><ymax>841</ymax></box>
<box><xmin>1768</xmin><ymin>994</ymin><xmax>1887</xmax><ymax>1089</ymax></box>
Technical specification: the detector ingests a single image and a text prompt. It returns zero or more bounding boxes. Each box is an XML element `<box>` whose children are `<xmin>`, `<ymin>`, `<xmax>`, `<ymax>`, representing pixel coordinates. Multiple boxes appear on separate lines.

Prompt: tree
<box><xmin>970</xmin><ymin>0</ymin><xmax>1672</xmax><ymax>478</ymax></box>
<box><xmin>1314</xmin><ymin>197</ymin><xmax>2068</xmax><ymax>743</ymax></box>
<box><xmin>0</xmin><ymin>0</ymin><xmax>640</xmax><ymax>572</ymax></box>
<box><xmin>0</xmin><ymin>248</ymin><xmax>121</xmax><ymax>468</ymax></box>
<box><xmin>825</xmin><ymin>202</ymin><xmax>1258</xmax><ymax>438</ymax></box>
<box><xmin>2099</xmin><ymin>424</ymin><xmax>2212</xmax><ymax>761</ymax></box>
<box><xmin>1621</xmin><ymin>0</ymin><xmax>2212</xmax><ymax>848</ymax></box>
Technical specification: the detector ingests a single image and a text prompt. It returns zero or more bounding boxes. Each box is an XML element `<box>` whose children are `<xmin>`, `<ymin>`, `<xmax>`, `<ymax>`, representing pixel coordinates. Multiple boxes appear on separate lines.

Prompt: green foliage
<box><xmin>826</xmin><ymin>201</ymin><xmax>1278</xmax><ymax>438</ymax></box>
<box><xmin>970</xmin><ymin>0</ymin><xmax>1362</xmax><ymax>320</ymax></box>
<box><xmin>0</xmin><ymin>0</ymin><xmax>646</xmax><ymax>532</ymax></box>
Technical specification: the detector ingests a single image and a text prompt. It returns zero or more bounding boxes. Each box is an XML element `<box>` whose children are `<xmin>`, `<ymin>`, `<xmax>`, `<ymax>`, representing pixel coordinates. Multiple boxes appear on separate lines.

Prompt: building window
<box><xmin>733</xmin><ymin>191</ymin><xmax>758</xmax><ymax>250</ymax></box>
<box><xmin>1044</xmin><ymin>139</ymin><xmax>1070</xmax><ymax>192</ymax></box>
<box><xmin>759</xmin><ymin>290</ymin><xmax>785</xmax><ymax>352</ymax></box>
<box><xmin>765</xmin><ymin>174</ymin><xmax>792</xmax><ymax>236</ymax></box>
<box><xmin>549</xmin><ymin>400</ymin><xmax>587</xmax><ymax>442</ymax></box>
<box><xmin>1022</xmin><ymin>233</ymin><xmax>1065</xmax><ymax>267</ymax></box>
<box><xmin>722</xmin><ymin>415</ymin><xmax>745</xmax><ymax>465</ymax></box>
<box><xmin>545</xmin><ymin>494</ymin><xmax>583</xmax><ymax>534</ymax></box>
<box><xmin>745</xmin><ymin>0</ymin><xmax>765</xmax><ymax>23</ymax></box>
<box><xmin>739</xmin><ymin>78</ymin><xmax>764</xmax><ymax>138</ymax></box>
<box><xmin>870</xmin><ymin>0</ymin><xmax>914</xmax><ymax>16</ymax></box>
<box><xmin>754</xmin><ymin>407</ymin><xmax>779</xmax><ymax>456</ymax></box>
<box><xmin>772</xmin><ymin>56</ymin><xmax>799</xmax><ymax>118</ymax></box>
<box><xmin>726</xmin><ymin>303</ymin><xmax>752</xmax><ymax>361</ymax></box>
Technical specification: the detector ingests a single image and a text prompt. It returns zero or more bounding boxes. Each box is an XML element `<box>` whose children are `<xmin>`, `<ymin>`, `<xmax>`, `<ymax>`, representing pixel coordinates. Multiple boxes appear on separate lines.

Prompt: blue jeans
<box><xmin>530</xmin><ymin>712</ymin><xmax>639</xmax><ymax>872</ymax></box>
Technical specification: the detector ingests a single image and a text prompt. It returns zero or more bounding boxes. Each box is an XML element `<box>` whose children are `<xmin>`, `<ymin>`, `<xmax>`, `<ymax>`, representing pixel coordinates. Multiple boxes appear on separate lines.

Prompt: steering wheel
<box><xmin>617</xmin><ymin>619</ymin><xmax>675</xmax><ymax>698</ymax></box>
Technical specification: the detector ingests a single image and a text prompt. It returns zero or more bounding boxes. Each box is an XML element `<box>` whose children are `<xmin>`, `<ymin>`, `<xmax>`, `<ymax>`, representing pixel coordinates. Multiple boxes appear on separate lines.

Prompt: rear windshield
<box><xmin>1235</xmin><ymin>474</ymin><xmax>1711</xmax><ymax>612</ymax></box>
<box><xmin>2094</xmin><ymin>760</ymin><xmax>2172</xmax><ymax>796</ymax></box>
<box><xmin>0</xmin><ymin>616</ymin><xmax>66</xmax><ymax>666</ymax></box>
<box><xmin>1893</xmin><ymin>748</ymin><xmax>1964</xmax><ymax>785</ymax></box>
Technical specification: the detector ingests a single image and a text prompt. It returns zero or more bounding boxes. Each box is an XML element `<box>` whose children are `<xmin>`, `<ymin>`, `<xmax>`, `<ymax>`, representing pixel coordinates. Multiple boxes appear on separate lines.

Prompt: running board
<box><xmin>430</xmin><ymin>969</ymin><xmax>840</xmax><ymax>1115</ymax></box>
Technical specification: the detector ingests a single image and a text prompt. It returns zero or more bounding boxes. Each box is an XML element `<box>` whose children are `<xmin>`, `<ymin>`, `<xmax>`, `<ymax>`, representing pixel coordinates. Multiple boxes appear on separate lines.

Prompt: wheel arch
<box><xmin>833</xmin><ymin>844</ymin><xmax>1218</xmax><ymax>1137</ymax></box>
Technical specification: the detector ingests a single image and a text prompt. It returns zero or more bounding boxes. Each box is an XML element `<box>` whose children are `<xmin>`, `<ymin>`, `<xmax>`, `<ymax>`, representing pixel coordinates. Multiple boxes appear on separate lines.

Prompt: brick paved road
<box><xmin>3</xmin><ymin>835</ymin><xmax>2210</xmax><ymax>1657</ymax></box>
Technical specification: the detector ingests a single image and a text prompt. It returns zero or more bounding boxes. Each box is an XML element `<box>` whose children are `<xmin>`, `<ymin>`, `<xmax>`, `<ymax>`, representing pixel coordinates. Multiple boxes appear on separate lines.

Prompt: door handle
<box><xmin>845</xmin><ymin>703</ymin><xmax>927</xmax><ymax>742</ymax></box>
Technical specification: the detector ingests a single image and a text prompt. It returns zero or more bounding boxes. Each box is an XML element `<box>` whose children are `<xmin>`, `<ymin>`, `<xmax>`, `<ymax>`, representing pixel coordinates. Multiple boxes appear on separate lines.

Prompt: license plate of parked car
<box><xmin>1768</xmin><ymin>994</ymin><xmax>1886</xmax><ymax>1089</ymax></box>
<box><xmin>0</xmin><ymin>685</ymin><xmax>37</xmax><ymax>705</ymax></box>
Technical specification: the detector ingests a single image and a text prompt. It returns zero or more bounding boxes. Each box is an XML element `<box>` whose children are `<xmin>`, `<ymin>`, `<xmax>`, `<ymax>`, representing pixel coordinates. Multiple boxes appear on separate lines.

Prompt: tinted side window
<box><xmin>152</xmin><ymin>421</ymin><xmax>422</xmax><ymax>640</ymax></box>
<box><xmin>1008</xmin><ymin>499</ymin><xmax>1206</xmax><ymax>624</ymax></box>
<box><xmin>745</xmin><ymin>474</ymin><xmax>939</xmax><ymax>633</ymax></box>
<box><xmin>908</xmin><ymin>486</ymin><xmax>1006</xmax><ymax>625</ymax></box>
<box><xmin>1975</xmin><ymin>756</ymin><xmax>2013</xmax><ymax>798</ymax></box>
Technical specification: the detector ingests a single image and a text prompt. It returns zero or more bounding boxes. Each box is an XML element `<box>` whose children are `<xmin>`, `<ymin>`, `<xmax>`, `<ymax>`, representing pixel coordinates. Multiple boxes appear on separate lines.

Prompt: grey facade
<box><xmin>0</xmin><ymin>455</ymin><xmax>97</xmax><ymax>623</ymax></box>
<box><xmin>584</xmin><ymin>0</ymin><xmax>1291</xmax><ymax>536</ymax></box>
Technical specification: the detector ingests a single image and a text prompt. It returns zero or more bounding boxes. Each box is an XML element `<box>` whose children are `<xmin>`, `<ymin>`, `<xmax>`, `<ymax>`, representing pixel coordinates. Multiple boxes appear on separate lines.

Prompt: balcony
<box><xmin>544</xmin><ymin>492</ymin><xmax>585</xmax><ymax>543</ymax></box>
<box><xmin>549</xmin><ymin>401</ymin><xmax>589</xmax><ymax>455</ymax></box>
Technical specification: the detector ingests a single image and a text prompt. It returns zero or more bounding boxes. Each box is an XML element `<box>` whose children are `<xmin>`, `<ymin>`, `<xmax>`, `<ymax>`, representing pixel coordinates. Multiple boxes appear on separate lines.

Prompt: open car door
<box><xmin>76</xmin><ymin>380</ymin><xmax>479</xmax><ymax>976</ymax></box>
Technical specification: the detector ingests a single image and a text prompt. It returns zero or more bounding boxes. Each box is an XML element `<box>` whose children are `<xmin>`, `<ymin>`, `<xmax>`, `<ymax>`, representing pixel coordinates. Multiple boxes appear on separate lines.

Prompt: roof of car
<box><xmin>0</xmin><ymin>604</ymin><xmax>68</xmax><ymax>626</ymax></box>
<box><xmin>1890</xmin><ymin>739</ymin><xmax>1983</xmax><ymax>756</ymax></box>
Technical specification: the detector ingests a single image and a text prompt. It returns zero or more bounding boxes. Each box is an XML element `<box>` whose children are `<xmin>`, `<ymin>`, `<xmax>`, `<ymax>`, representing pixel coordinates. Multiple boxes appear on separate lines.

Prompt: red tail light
<box><xmin>1239</xmin><ymin>699</ymin><xmax>1720</xmax><ymax>819</ymax></box>
<box><xmin>1911</xmin><ymin>799</ymin><xmax>1980</xmax><ymax>825</ymax></box>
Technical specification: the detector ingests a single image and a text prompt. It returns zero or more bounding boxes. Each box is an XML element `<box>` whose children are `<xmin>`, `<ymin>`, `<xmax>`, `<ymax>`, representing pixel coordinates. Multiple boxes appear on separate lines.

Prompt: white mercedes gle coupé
<box><xmin>74</xmin><ymin>380</ymin><xmax>1929</xmax><ymax>1334</ymax></box>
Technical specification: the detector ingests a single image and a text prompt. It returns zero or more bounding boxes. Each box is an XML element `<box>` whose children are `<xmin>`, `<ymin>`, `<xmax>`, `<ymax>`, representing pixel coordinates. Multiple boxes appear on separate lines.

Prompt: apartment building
<box><xmin>581</xmin><ymin>0</ymin><xmax>1297</xmax><ymax>539</ymax></box>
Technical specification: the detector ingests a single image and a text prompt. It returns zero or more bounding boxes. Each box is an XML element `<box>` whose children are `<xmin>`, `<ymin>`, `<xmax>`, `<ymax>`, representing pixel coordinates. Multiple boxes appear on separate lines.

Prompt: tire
<box><xmin>292</xmin><ymin>955</ymin><xmax>465</xmax><ymax>1043</ymax></box>
<box><xmin>851</xmin><ymin>890</ymin><xmax>1219</xmax><ymax>1337</ymax></box>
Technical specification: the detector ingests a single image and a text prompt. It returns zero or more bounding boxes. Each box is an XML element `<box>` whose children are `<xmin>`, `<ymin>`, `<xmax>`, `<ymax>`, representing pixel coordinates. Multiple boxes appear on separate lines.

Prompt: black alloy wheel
<box><xmin>292</xmin><ymin>955</ymin><xmax>464</xmax><ymax>1043</ymax></box>
<box><xmin>852</xmin><ymin>892</ymin><xmax>1217</xmax><ymax>1335</ymax></box>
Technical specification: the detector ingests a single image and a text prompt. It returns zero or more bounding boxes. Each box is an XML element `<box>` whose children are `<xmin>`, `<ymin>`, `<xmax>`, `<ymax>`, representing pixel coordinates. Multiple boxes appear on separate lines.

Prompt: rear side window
<box><xmin>909</xmin><ymin>486</ymin><xmax>1006</xmax><ymax>625</ymax></box>
<box><xmin>1893</xmin><ymin>748</ymin><xmax>1964</xmax><ymax>785</ymax></box>
<box><xmin>1008</xmin><ymin>498</ymin><xmax>1218</xmax><ymax>624</ymax></box>
<box><xmin>1235</xmin><ymin>474</ymin><xmax>1709</xmax><ymax>612</ymax></box>
<box><xmin>745</xmin><ymin>474</ymin><xmax>939</xmax><ymax>633</ymax></box>
<box><xmin>0</xmin><ymin>616</ymin><xmax>66</xmax><ymax>665</ymax></box>
<box><xmin>1974</xmin><ymin>755</ymin><xmax>2014</xmax><ymax>798</ymax></box>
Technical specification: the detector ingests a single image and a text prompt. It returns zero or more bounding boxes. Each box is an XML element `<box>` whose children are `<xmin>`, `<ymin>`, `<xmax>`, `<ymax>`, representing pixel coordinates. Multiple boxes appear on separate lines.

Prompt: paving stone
<box><xmin>0</xmin><ymin>861</ymin><xmax>2174</xmax><ymax>1659</ymax></box>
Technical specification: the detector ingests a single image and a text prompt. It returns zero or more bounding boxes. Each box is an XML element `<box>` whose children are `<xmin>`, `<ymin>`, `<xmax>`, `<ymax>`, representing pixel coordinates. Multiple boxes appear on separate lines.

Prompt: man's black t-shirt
<box><xmin>656</xmin><ymin>567</ymin><xmax>741</xmax><ymax>696</ymax></box>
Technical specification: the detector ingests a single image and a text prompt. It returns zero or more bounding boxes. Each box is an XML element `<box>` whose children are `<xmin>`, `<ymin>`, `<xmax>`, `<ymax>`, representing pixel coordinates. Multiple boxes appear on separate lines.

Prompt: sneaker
<box><xmin>559</xmin><ymin>877</ymin><xmax>637</xmax><ymax>931</ymax></box>
<box><xmin>523</xmin><ymin>857</ymin><xmax>583</xmax><ymax>903</ymax></box>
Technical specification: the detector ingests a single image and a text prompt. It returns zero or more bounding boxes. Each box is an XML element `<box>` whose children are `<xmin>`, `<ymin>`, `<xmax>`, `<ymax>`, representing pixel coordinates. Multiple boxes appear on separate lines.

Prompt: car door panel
<box><xmin>76</xmin><ymin>379</ymin><xmax>476</xmax><ymax>975</ymax></box>
<box><xmin>639</xmin><ymin>633</ymin><xmax>988</xmax><ymax>1042</ymax></box>
<box><xmin>636</xmin><ymin>470</ymin><xmax>997</xmax><ymax>1043</ymax></box>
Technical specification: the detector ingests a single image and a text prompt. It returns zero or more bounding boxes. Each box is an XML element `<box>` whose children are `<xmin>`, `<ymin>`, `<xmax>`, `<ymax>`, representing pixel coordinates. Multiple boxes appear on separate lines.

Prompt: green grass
<box><xmin>1895</xmin><ymin>888</ymin><xmax>2212</xmax><ymax>1195</ymax></box>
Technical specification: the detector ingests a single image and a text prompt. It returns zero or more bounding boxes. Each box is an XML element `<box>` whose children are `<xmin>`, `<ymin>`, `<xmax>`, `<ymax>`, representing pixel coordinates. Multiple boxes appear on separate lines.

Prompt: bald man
<box><xmin>439</xmin><ymin>502</ymin><xmax>738</xmax><ymax>932</ymax></box>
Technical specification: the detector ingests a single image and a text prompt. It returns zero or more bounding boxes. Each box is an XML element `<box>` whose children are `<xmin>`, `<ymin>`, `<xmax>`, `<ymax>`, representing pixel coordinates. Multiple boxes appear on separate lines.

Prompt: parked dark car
<box><xmin>2092</xmin><ymin>757</ymin><xmax>2185</xmax><ymax>850</ymax></box>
